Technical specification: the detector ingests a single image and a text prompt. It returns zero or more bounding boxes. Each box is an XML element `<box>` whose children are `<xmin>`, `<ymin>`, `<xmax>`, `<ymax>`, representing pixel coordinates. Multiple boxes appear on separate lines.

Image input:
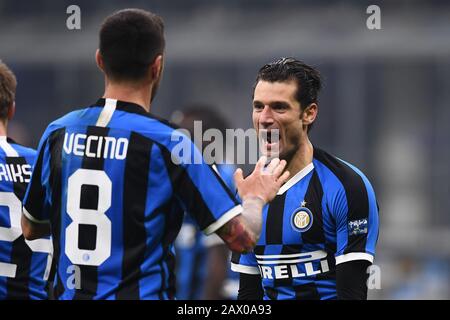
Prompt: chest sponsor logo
<box><xmin>256</xmin><ymin>250</ymin><xmax>330</xmax><ymax>279</ymax></box>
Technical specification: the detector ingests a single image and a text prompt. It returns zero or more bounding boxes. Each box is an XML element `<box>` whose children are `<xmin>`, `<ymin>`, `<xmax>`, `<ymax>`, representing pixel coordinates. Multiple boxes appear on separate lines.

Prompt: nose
<box><xmin>259</xmin><ymin>105</ymin><xmax>274</xmax><ymax>128</ymax></box>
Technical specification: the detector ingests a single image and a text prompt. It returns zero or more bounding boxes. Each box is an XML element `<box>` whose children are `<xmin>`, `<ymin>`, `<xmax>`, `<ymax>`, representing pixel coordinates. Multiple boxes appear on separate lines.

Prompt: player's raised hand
<box><xmin>234</xmin><ymin>156</ymin><xmax>290</xmax><ymax>204</ymax></box>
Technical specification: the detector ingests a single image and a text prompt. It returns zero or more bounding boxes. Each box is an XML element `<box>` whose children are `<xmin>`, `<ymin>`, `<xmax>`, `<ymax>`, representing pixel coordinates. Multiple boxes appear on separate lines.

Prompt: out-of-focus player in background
<box><xmin>232</xmin><ymin>58</ymin><xmax>379</xmax><ymax>300</ymax></box>
<box><xmin>19</xmin><ymin>9</ymin><xmax>289</xmax><ymax>299</ymax></box>
<box><xmin>173</xmin><ymin>107</ymin><xmax>239</xmax><ymax>300</ymax></box>
<box><xmin>0</xmin><ymin>60</ymin><xmax>52</xmax><ymax>299</ymax></box>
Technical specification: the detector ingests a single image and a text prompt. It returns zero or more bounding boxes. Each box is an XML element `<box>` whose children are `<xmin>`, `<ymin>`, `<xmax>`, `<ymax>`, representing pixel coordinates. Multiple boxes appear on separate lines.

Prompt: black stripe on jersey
<box><xmin>313</xmin><ymin>148</ymin><xmax>369</xmax><ymax>253</ymax></box>
<box><xmin>301</xmin><ymin>171</ymin><xmax>325</xmax><ymax>244</ymax></box>
<box><xmin>47</xmin><ymin>128</ymin><xmax>66</xmax><ymax>299</ymax></box>
<box><xmin>165</xmin><ymin>249</ymin><xmax>177</xmax><ymax>300</ymax></box>
<box><xmin>157</xmin><ymin>143</ymin><xmax>218</xmax><ymax>231</ymax></box>
<box><xmin>159</xmin><ymin>203</ymin><xmax>184</xmax><ymax>300</ymax></box>
<box><xmin>5</xmin><ymin>235</ymin><xmax>33</xmax><ymax>299</ymax></box>
<box><xmin>231</xmin><ymin>252</ymin><xmax>242</xmax><ymax>265</ymax></box>
<box><xmin>115</xmin><ymin>132</ymin><xmax>152</xmax><ymax>300</ymax></box>
<box><xmin>6</xmin><ymin>156</ymin><xmax>33</xmax><ymax>299</ymax></box>
<box><xmin>293</xmin><ymin>283</ymin><xmax>321</xmax><ymax>300</ymax></box>
<box><xmin>23</xmin><ymin>137</ymin><xmax>46</xmax><ymax>219</ymax></box>
<box><xmin>265</xmin><ymin>193</ymin><xmax>287</xmax><ymax>245</ymax></box>
<box><xmin>73</xmin><ymin>126</ymin><xmax>109</xmax><ymax>300</ymax></box>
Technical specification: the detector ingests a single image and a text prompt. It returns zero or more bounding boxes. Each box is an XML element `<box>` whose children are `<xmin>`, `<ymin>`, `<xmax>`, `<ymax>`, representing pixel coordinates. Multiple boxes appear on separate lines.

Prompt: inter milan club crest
<box><xmin>291</xmin><ymin>200</ymin><xmax>313</xmax><ymax>233</ymax></box>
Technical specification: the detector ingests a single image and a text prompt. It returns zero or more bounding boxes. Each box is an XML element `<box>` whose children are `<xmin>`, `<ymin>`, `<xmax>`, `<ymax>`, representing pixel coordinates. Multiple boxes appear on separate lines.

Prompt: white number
<box><xmin>65</xmin><ymin>169</ymin><xmax>111</xmax><ymax>266</ymax></box>
<box><xmin>0</xmin><ymin>192</ymin><xmax>52</xmax><ymax>279</ymax></box>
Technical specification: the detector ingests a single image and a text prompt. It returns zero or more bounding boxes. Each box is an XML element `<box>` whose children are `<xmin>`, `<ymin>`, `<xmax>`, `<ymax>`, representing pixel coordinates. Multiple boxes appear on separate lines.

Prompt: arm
<box><xmin>336</xmin><ymin>260</ymin><xmax>371</xmax><ymax>300</ymax></box>
<box><xmin>237</xmin><ymin>273</ymin><xmax>264</xmax><ymax>300</ymax></box>
<box><xmin>21</xmin><ymin>212</ymin><xmax>51</xmax><ymax>240</ymax></box>
<box><xmin>217</xmin><ymin>157</ymin><xmax>289</xmax><ymax>253</ymax></box>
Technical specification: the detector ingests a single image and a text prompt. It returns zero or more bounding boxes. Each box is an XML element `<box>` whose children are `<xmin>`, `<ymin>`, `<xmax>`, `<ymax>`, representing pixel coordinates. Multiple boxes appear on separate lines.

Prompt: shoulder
<box><xmin>40</xmin><ymin>109</ymin><xmax>87</xmax><ymax>141</ymax></box>
<box><xmin>7</xmin><ymin>138</ymin><xmax>36</xmax><ymax>157</ymax></box>
<box><xmin>313</xmin><ymin>147</ymin><xmax>376</xmax><ymax>200</ymax></box>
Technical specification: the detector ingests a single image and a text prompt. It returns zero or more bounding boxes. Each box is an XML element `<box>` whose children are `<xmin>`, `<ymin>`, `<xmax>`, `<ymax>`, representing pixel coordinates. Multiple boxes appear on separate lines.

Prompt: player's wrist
<box><xmin>242</xmin><ymin>195</ymin><xmax>265</xmax><ymax>207</ymax></box>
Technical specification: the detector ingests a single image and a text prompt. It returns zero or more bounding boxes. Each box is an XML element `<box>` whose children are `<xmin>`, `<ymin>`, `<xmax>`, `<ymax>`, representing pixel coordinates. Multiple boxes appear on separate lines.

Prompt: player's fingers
<box><xmin>234</xmin><ymin>168</ymin><xmax>244</xmax><ymax>187</ymax></box>
<box><xmin>272</xmin><ymin>159</ymin><xmax>287</xmax><ymax>178</ymax></box>
<box><xmin>277</xmin><ymin>170</ymin><xmax>290</xmax><ymax>186</ymax></box>
<box><xmin>254</xmin><ymin>156</ymin><xmax>267</xmax><ymax>173</ymax></box>
<box><xmin>265</xmin><ymin>158</ymin><xmax>280</xmax><ymax>174</ymax></box>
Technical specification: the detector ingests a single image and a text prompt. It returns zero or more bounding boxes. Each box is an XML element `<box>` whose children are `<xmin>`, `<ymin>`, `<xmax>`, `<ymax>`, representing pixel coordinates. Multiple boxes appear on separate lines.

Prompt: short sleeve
<box><xmin>162</xmin><ymin>132</ymin><xmax>242</xmax><ymax>235</ymax></box>
<box><xmin>332</xmin><ymin>165</ymin><xmax>379</xmax><ymax>266</ymax></box>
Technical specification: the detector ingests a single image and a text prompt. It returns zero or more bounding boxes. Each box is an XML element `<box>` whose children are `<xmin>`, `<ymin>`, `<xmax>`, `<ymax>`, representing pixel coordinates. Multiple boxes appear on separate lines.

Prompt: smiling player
<box><xmin>232</xmin><ymin>58</ymin><xmax>379</xmax><ymax>300</ymax></box>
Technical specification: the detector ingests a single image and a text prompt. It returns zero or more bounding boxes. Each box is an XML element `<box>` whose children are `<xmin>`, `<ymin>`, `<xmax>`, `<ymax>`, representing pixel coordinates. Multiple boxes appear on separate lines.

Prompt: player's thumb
<box><xmin>234</xmin><ymin>168</ymin><xmax>244</xmax><ymax>187</ymax></box>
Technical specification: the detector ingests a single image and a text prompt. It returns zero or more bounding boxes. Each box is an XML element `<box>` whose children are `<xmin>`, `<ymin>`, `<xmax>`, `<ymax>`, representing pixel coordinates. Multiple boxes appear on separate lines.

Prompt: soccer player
<box><xmin>19</xmin><ymin>9</ymin><xmax>289</xmax><ymax>300</ymax></box>
<box><xmin>0</xmin><ymin>60</ymin><xmax>52</xmax><ymax>299</ymax></box>
<box><xmin>231</xmin><ymin>58</ymin><xmax>379</xmax><ymax>300</ymax></box>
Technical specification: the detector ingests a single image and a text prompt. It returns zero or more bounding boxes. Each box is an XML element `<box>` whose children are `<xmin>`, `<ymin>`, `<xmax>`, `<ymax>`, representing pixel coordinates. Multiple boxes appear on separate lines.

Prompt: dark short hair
<box><xmin>99</xmin><ymin>9</ymin><xmax>165</xmax><ymax>81</ymax></box>
<box><xmin>254</xmin><ymin>57</ymin><xmax>321</xmax><ymax>131</ymax></box>
<box><xmin>0</xmin><ymin>60</ymin><xmax>17</xmax><ymax>120</ymax></box>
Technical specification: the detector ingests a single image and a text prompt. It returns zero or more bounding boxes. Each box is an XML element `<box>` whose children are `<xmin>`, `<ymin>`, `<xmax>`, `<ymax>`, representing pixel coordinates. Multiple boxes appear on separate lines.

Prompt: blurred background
<box><xmin>0</xmin><ymin>0</ymin><xmax>449</xmax><ymax>299</ymax></box>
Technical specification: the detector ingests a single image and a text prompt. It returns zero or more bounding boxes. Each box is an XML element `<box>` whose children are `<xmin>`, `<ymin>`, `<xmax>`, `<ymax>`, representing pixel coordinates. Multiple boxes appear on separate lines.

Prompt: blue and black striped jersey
<box><xmin>175</xmin><ymin>164</ymin><xmax>239</xmax><ymax>300</ymax></box>
<box><xmin>22</xmin><ymin>99</ymin><xmax>242</xmax><ymax>300</ymax></box>
<box><xmin>0</xmin><ymin>137</ymin><xmax>52</xmax><ymax>299</ymax></box>
<box><xmin>231</xmin><ymin>148</ymin><xmax>379</xmax><ymax>300</ymax></box>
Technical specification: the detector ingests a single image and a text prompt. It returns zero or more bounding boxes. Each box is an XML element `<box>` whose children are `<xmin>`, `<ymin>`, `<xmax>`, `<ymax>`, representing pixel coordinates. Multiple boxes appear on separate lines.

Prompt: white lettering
<box><xmin>63</xmin><ymin>133</ymin><xmax>129</xmax><ymax>160</ymax></box>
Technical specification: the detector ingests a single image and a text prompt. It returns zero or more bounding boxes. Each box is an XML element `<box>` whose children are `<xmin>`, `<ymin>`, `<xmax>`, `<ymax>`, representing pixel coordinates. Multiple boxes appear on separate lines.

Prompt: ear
<box><xmin>7</xmin><ymin>102</ymin><xmax>15</xmax><ymax>121</ymax></box>
<box><xmin>301</xmin><ymin>103</ymin><xmax>318</xmax><ymax>127</ymax></box>
<box><xmin>95</xmin><ymin>49</ymin><xmax>105</xmax><ymax>72</ymax></box>
<box><xmin>150</xmin><ymin>54</ymin><xmax>164</xmax><ymax>80</ymax></box>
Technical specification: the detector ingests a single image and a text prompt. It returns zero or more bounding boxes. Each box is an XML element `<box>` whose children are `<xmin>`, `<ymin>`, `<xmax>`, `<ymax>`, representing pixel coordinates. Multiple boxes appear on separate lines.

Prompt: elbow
<box><xmin>21</xmin><ymin>215</ymin><xmax>39</xmax><ymax>240</ymax></box>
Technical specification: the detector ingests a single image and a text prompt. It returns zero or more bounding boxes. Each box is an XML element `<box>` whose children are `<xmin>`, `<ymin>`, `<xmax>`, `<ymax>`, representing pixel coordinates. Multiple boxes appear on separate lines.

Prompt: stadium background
<box><xmin>0</xmin><ymin>0</ymin><xmax>449</xmax><ymax>299</ymax></box>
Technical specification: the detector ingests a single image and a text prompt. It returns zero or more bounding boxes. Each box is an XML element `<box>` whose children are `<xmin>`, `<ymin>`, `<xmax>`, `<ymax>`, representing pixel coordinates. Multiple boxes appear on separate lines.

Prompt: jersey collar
<box><xmin>277</xmin><ymin>162</ymin><xmax>314</xmax><ymax>195</ymax></box>
<box><xmin>94</xmin><ymin>98</ymin><xmax>149</xmax><ymax>116</ymax></box>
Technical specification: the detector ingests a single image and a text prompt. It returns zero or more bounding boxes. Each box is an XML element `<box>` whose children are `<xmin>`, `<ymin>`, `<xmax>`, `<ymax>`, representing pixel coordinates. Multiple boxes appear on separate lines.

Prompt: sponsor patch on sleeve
<box><xmin>348</xmin><ymin>218</ymin><xmax>368</xmax><ymax>236</ymax></box>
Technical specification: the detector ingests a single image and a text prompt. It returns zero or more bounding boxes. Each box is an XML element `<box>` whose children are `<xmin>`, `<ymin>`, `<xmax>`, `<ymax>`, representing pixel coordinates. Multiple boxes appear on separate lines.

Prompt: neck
<box><xmin>103</xmin><ymin>79</ymin><xmax>153</xmax><ymax>113</ymax></box>
<box><xmin>0</xmin><ymin>121</ymin><xmax>7</xmax><ymax>137</ymax></box>
<box><xmin>285</xmin><ymin>136</ymin><xmax>314</xmax><ymax>177</ymax></box>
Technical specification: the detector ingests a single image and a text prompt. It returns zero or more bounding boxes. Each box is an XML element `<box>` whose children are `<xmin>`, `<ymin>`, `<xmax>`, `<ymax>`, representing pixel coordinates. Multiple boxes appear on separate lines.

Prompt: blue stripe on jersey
<box><xmin>138</xmin><ymin>143</ymin><xmax>174</xmax><ymax>299</ymax></box>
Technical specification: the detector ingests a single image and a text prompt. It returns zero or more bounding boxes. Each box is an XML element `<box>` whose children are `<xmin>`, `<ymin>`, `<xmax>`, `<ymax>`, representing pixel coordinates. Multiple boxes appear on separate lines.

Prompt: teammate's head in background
<box><xmin>95</xmin><ymin>9</ymin><xmax>165</xmax><ymax>104</ymax></box>
<box><xmin>252</xmin><ymin>57</ymin><xmax>321</xmax><ymax>162</ymax></box>
<box><xmin>0</xmin><ymin>60</ymin><xmax>16</xmax><ymax>129</ymax></box>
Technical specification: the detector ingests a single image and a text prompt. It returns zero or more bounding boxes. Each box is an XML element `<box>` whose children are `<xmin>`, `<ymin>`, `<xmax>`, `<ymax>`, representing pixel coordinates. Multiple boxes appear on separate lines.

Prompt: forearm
<box><xmin>336</xmin><ymin>260</ymin><xmax>371</xmax><ymax>300</ymax></box>
<box><xmin>217</xmin><ymin>197</ymin><xmax>264</xmax><ymax>253</ymax></box>
<box><xmin>21</xmin><ymin>214</ymin><xmax>51</xmax><ymax>240</ymax></box>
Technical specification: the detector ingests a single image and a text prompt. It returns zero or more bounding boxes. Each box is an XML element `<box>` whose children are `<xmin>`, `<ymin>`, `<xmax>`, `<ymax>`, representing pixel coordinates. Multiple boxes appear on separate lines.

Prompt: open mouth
<box><xmin>260</xmin><ymin>129</ymin><xmax>281</xmax><ymax>155</ymax></box>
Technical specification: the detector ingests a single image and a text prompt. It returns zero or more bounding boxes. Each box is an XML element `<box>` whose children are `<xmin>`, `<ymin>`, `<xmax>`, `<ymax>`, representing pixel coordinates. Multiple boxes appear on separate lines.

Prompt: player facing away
<box><xmin>0</xmin><ymin>61</ymin><xmax>53</xmax><ymax>299</ymax></box>
<box><xmin>231</xmin><ymin>58</ymin><xmax>379</xmax><ymax>300</ymax></box>
<box><xmin>20</xmin><ymin>9</ymin><xmax>289</xmax><ymax>300</ymax></box>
